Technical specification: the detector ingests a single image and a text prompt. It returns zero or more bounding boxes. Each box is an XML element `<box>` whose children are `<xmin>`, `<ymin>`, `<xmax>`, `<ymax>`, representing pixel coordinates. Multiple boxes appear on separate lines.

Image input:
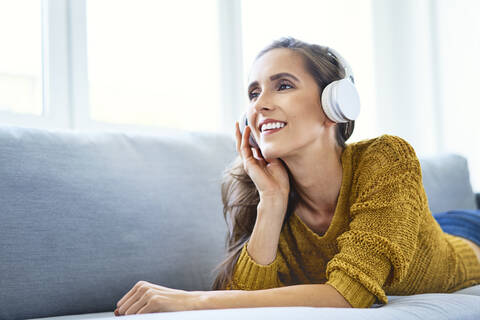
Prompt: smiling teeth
<box><xmin>262</xmin><ymin>122</ymin><xmax>286</xmax><ymax>132</ymax></box>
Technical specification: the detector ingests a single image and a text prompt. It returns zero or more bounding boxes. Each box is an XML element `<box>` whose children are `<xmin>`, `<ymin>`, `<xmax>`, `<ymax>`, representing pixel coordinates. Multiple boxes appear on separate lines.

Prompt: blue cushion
<box><xmin>433</xmin><ymin>210</ymin><xmax>480</xmax><ymax>246</ymax></box>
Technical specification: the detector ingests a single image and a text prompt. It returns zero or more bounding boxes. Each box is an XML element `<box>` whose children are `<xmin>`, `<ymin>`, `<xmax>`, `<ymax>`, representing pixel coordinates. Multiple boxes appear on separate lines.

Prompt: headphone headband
<box><xmin>326</xmin><ymin>47</ymin><xmax>355</xmax><ymax>84</ymax></box>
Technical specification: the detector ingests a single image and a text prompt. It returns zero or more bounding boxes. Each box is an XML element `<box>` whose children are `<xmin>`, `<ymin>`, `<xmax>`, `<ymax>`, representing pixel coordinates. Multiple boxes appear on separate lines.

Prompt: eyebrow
<box><xmin>247</xmin><ymin>72</ymin><xmax>300</xmax><ymax>92</ymax></box>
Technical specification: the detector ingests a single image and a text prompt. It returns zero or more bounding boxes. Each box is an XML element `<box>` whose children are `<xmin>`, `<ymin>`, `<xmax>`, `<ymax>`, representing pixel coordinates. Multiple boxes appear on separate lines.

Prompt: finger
<box><xmin>251</xmin><ymin>147</ymin><xmax>263</xmax><ymax>162</ymax></box>
<box><xmin>240</xmin><ymin>125</ymin><xmax>254</xmax><ymax>160</ymax></box>
<box><xmin>235</xmin><ymin>121</ymin><xmax>242</xmax><ymax>154</ymax></box>
<box><xmin>117</xmin><ymin>284</ymin><xmax>139</xmax><ymax>308</ymax></box>
<box><xmin>125</xmin><ymin>297</ymin><xmax>148</xmax><ymax>315</ymax></box>
<box><xmin>251</xmin><ymin>147</ymin><xmax>259</xmax><ymax>160</ymax></box>
<box><xmin>242</xmin><ymin>126</ymin><xmax>268</xmax><ymax>182</ymax></box>
<box><xmin>252</xmin><ymin>147</ymin><xmax>267</xmax><ymax>167</ymax></box>
<box><xmin>118</xmin><ymin>286</ymin><xmax>143</xmax><ymax>315</ymax></box>
<box><xmin>137</xmin><ymin>301</ymin><xmax>153</xmax><ymax>314</ymax></box>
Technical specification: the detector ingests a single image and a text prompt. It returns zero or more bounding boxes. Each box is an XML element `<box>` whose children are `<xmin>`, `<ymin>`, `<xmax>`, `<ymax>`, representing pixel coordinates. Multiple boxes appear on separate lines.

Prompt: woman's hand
<box><xmin>114</xmin><ymin>281</ymin><xmax>201</xmax><ymax>315</ymax></box>
<box><xmin>235</xmin><ymin>122</ymin><xmax>290</xmax><ymax>207</ymax></box>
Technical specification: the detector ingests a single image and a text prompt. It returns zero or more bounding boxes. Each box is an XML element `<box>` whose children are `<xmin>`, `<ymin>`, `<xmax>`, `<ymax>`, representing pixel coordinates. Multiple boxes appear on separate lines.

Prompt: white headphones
<box><xmin>321</xmin><ymin>47</ymin><xmax>360</xmax><ymax>123</ymax></box>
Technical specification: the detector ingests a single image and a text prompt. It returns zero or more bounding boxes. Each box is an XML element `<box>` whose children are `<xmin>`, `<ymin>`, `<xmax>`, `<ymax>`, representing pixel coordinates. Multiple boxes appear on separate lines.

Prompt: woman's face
<box><xmin>247</xmin><ymin>48</ymin><xmax>335</xmax><ymax>160</ymax></box>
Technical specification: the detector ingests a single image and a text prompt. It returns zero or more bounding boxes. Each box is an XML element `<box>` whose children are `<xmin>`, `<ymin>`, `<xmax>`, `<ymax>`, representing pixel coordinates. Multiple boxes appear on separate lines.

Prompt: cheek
<box><xmin>284</xmin><ymin>92</ymin><xmax>323</xmax><ymax>118</ymax></box>
<box><xmin>292</xmin><ymin>117</ymin><xmax>326</xmax><ymax>141</ymax></box>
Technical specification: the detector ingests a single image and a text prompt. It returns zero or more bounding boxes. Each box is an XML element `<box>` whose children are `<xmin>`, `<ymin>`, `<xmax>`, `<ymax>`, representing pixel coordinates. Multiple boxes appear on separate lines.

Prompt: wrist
<box><xmin>257</xmin><ymin>198</ymin><xmax>288</xmax><ymax>218</ymax></box>
<box><xmin>193</xmin><ymin>289</ymin><xmax>244</xmax><ymax>310</ymax></box>
<box><xmin>259</xmin><ymin>192</ymin><xmax>288</xmax><ymax>205</ymax></box>
<box><xmin>192</xmin><ymin>290</ymin><xmax>222</xmax><ymax>310</ymax></box>
<box><xmin>191</xmin><ymin>291</ymin><xmax>209</xmax><ymax>311</ymax></box>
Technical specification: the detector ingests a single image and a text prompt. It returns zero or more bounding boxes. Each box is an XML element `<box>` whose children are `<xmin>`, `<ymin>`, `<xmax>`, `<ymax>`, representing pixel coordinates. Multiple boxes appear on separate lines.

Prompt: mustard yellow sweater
<box><xmin>225</xmin><ymin>134</ymin><xmax>480</xmax><ymax>308</ymax></box>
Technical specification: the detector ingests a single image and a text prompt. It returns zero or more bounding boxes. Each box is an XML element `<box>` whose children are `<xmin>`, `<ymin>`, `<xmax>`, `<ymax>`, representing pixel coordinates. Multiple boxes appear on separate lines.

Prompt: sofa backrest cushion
<box><xmin>0</xmin><ymin>126</ymin><xmax>235</xmax><ymax>320</ymax></box>
<box><xmin>418</xmin><ymin>154</ymin><xmax>478</xmax><ymax>213</ymax></box>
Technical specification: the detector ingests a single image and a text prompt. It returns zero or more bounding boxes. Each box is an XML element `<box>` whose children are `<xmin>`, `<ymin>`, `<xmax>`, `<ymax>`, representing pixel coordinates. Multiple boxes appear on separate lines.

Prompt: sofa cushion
<box><xmin>32</xmin><ymin>284</ymin><xmax>480</xmax><ymax>320</ymax></box>
<box><xmin>0</xmin><ymin>125</ymin><xmax>235</xmax><ymax>320</ymax></box>
<box><xmin>418</xmin><ymin>154</ymin><xmax>477</xmax><ymax>213</ymax></box>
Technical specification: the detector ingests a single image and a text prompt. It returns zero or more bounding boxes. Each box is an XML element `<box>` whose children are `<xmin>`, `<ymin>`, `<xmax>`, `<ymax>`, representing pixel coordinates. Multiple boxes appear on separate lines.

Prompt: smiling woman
<box><xmin>209</xmin><ymin>37</ymin><xmax>480</xmax><ymax>309</ymax></box>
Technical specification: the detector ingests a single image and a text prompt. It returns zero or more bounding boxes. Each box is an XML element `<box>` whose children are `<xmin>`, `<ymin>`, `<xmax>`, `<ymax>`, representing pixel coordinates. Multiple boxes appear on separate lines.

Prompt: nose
<box><xmin>248</xmin><ymin>92</ymin><xmax>274</xmax><ymax>131</ymax></box>
<box><xmin>252</xmin><ymin>91</ymin><xmax>274</xmax><ymax>114</ymax></box>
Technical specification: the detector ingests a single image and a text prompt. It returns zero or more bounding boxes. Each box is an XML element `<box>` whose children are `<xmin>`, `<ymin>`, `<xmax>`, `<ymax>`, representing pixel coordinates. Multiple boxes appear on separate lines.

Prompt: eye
<box><xmin>277</xmin><ymin>80</ymin><xmax>294</xmax><ymax>91</ymax></box>
<box><xmin>248</xmin><ymin>88</ymin><xmax>260</xmax><ymax>101</ymax></box>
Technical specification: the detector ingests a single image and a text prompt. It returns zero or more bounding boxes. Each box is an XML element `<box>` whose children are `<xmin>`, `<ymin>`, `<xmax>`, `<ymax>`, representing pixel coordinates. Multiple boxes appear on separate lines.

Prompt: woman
<box><xmin>210</xmin><ymin>37</ymin><xmax>480</xmax><ymax>308</ymax></box>
<box><xmin>114</xmin><ymin>37</ymin><xmax>480</xmax><ymax>315</ymax></box>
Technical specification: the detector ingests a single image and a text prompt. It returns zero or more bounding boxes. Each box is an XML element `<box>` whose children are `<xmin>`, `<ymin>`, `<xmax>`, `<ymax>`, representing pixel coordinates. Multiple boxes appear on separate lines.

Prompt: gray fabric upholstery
<box><xmin>34</xmin><ymin>287</ymin><xmax>480</xmax><ymax>320</ymax></box>
<box><xmin>0</xmin><ymin>125</ymin><xmax>478</xmax><ymax>320</ymax></box>
<box><xmin>418</xmin><ymin>154</ymin><xmax>478</xmax><ymax>213</ymax></box>
<box><xmin>0</xmin><ymin>126</ymin><xmax>234</xmax><ymax>320</ymax></box>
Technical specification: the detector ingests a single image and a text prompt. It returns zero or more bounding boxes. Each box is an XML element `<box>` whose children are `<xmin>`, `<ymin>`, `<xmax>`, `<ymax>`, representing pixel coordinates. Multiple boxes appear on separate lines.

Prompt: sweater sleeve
<box><xmin>326</xmin><ymin>135</ymin><xmax>424</xmax><ymax>308</ymax></box>
<box><xmin>225</xmin><ymin>241</ymin><xmax>282</xmax><ymax>290</ymax></box>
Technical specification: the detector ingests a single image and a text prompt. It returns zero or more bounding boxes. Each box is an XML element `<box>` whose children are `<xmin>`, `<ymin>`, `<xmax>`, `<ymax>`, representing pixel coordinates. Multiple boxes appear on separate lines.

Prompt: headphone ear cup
<box><xmin>321</xmin><ymin>79</ymin><xmax>360</xmax><ymax>123</ymax></box>
<box><xmin>321</xmin><ymin>82</ymin><xmax>339</xmax><ymax>123</ymax></box>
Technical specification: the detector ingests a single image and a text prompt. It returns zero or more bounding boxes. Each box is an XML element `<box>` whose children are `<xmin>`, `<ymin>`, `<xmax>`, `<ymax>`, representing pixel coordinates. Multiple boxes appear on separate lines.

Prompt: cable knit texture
<box><xmin>225</xmin><ymin>134</ymin><xmax>480</xmax><ymax>308</ymax></box>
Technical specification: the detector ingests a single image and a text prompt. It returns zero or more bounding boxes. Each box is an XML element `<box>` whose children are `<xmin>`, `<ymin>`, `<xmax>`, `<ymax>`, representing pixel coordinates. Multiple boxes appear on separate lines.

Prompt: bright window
<box><xmin>85</xmin><ymin>0</ymin><xmax>221</xmax><ymax>132</ymax></box>
<box><xmin>435</xmin><ymin>0</ymin><xmax>480</xmax><ymax>191</ymax></box>
<box><xmin>0</xmin><ymin>0</ymin><xmax>43</xmax><ymax>115</ymax></box>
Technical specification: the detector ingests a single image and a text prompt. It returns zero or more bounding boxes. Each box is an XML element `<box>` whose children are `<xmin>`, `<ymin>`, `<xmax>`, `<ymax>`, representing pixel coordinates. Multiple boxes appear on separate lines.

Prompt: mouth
<box><xmin>261</xmin><ymin>124</ymin><xmax>287</xmax><ymax>136</ymax></box>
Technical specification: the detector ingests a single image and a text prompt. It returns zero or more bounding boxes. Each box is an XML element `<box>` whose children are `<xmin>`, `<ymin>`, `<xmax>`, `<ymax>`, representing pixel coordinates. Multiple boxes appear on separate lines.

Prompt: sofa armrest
<box><xmin>477</xmin><ymin>193</ymin><xmax>480</xmax><ymax>209</ymax></box>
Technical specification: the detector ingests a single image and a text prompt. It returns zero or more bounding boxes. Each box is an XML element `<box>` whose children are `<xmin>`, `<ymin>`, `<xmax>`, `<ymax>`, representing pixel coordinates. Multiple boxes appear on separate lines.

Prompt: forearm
<box><xmin>247</xmin><ymin>200</ymin><xmax>285</xmax><ymax>265</ymax></box>
<box><xmin>197</xmin><ymin>284</ymin><xmax>352</xmax><ymax>310</ymax></box>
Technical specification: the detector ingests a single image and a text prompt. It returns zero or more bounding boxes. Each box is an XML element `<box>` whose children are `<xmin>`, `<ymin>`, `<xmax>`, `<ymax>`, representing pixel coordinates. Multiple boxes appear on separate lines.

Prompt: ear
<box><xmin>320</xmin><ymin>102</ymin><xmax>337</xmax><ymax>128</ymax></box>
<box><xmin>323</xmin><ymin>116</ymin><xmax>337</xmax><ymax>128</ymax></box>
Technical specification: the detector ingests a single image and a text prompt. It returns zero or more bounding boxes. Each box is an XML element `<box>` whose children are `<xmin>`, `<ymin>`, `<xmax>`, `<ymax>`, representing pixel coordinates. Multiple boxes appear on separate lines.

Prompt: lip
<box><xmin>258</xmin><ymin>119</ymin><xmax>287</xmax><ymax>131</ymax></box>
<box><xmin>261</xmin><ymin>125</ymin><xmax>286</xmax><ymax>136</ymax></box>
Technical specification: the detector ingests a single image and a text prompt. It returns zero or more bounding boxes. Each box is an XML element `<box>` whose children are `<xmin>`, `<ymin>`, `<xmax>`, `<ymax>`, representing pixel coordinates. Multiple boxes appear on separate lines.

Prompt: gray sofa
<box><xmin>1</xmin><ymin>125</ymin><xmax>479</xmax><ymax>320</ymax></box>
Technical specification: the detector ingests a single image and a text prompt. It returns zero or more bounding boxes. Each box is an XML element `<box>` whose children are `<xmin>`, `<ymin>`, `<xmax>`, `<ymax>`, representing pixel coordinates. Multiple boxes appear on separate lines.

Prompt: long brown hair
<box><xmin>210</xmin><ymin>37</ymin><xmax>355</xmax><ymax>290</ymax></box>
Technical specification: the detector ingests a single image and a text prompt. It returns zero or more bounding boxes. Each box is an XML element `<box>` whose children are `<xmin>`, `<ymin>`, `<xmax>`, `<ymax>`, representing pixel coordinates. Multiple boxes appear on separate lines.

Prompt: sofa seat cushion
<box><xmin>32</xmin><ymin>285</ymin><xmax>480</xmax><ymax>320</ymax></box>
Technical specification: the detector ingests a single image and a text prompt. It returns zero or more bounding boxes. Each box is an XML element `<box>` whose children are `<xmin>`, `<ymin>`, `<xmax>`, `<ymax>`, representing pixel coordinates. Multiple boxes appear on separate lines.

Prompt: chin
<box><xmin>259</xmin><ymin>147</ymin><xmax>283</xmax><ymax>161</ymax></box>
